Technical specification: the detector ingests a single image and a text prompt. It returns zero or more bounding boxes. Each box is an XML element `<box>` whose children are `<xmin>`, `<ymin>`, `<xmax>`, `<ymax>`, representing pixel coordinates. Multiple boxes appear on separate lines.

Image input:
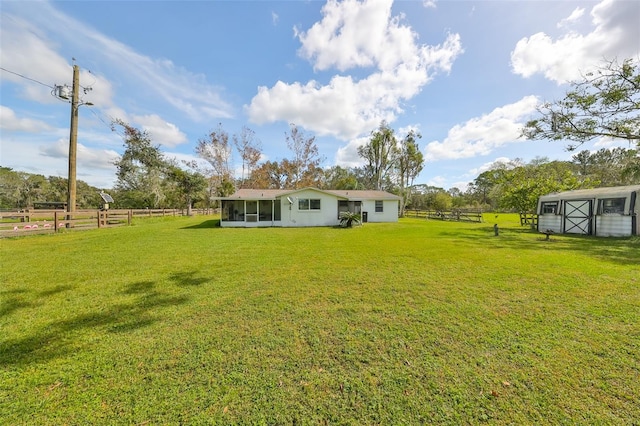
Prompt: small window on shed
<box><xmin>541</xmin><ymin>201</ymin><xmax>558</xmax><ymax>214</ymax></box>
<box><xmin>375</xmin><ymin>200</ymin><xmax>383</xmax><ymax>213</ymax></box>
<box><xmin>600</xmin><ymin>198</ymin><xmax>625</xmax><ymax>214</ymax></box>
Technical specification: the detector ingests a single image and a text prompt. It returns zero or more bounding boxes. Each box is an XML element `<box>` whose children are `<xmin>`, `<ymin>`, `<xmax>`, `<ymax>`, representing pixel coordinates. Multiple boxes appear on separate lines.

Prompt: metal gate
<box><xmin>564</xmin><ymin>200</ymin><xmax>592</xmax><ymax>235</ymax></box>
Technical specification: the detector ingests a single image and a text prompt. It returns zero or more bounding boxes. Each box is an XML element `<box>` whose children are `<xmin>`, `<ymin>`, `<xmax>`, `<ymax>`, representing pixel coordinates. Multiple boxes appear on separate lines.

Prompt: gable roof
<box><xmin>223</xmin><ymin>188</ymin><xmax>401</xmax><ymax>201</ymax></box>
<box><xmin>539</xmin><ymin>185</ymin><xmax>640</xmax><ymax>201</ymax></box>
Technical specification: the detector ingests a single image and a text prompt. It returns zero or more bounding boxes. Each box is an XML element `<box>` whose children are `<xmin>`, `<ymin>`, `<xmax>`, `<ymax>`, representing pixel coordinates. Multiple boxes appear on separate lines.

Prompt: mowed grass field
<box><xmin>1</xmin><ymin>214</ymin><xmax>638</xmax><ymax>424</ymax></box>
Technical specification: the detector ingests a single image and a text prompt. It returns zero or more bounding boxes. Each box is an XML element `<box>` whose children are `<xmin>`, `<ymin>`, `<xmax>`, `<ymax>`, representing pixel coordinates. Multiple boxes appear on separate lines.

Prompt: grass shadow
<box><xmin>0</xmin><ymin>296</ymin><xmax>35</xmax><ymax>318</ymax></box>
<box><xmin>38</xmin><ymin>284</ymin><xmax>74</xmax><ymax>297</ymax></box>
<box><xmin>169</xmin><ymin>271</ymin><xmax>211</xmax><ymax>287</ymax></box>
<box><xmin>181</xmin><ymin>219</ymin><xmax>220</xmax><ymax>229</ymax></box>
<box><xmin>0</xmin><ymin>280</ymin><xmax>190</xmax><ymax>368</ymax></box>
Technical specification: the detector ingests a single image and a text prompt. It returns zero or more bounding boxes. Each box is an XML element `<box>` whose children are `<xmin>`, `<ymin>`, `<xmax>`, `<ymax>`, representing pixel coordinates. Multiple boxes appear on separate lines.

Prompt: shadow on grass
<box><xmin>169</xmin><ymin>271</ymin><xmax>211</xmax><ymax>287</ymax></box>
<box><xmin>0</xmin><ymin>280</ymin><xmax>190</xmax><ymax>368</ymax></box>
<box><xmin>0</xmin><ymin>296</ymin><xmax>34</xmax><ymax>318</ymax></box>
<box><xmin>441</xmin><ymin>225</ymin><xmax>640</xmax><ymax>266</ymax></box>
<box><xmin>181</xmin><ymin>219</ymin><xmax>220</xmax><ymax>229</ymax></box>
<box><xmin>1</xmin><ymin>286</ymin><xmax>74</xmax><ymax>319</ymax></box>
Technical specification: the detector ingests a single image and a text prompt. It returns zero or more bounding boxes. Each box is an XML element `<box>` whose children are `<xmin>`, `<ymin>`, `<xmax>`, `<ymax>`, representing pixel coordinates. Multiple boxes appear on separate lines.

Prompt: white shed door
<box><xmin>564</xmin><ymin>200</ymin><xmax>592</xmax><ymax>235</ymax></box>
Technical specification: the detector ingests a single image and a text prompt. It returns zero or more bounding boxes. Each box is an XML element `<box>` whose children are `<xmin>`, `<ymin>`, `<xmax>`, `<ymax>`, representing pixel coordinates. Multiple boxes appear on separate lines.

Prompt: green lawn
<box><xmin>1</xmin><ymin>215</ymin><xmax>638</xmax><ymax>424</ymax></box>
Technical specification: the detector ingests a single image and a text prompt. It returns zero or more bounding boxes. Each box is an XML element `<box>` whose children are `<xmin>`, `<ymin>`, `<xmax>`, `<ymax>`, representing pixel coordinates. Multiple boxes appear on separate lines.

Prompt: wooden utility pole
<box><xmin>67</xmin><ymin>64</ymin><xmax>79</xmax><ymax>224</ymax></box>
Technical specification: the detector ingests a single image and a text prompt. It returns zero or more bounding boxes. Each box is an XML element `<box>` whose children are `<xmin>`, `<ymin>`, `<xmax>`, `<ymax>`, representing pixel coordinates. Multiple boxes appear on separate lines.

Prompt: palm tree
<box><xmin>339</xmin><ymin>211</ymin><xmax>361</xmax><ymax>228</ymax></box>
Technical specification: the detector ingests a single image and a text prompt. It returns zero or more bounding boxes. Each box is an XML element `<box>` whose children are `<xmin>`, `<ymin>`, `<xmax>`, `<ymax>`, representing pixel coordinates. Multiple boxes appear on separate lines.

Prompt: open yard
<box><xmin>1</xmin><ymin>215</ymin><xmax>638</xmax><ymax>424</ymax></box>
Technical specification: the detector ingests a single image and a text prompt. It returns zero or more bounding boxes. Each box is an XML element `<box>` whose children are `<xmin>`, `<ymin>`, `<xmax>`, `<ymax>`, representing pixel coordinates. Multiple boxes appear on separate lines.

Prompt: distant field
<box><xmin>1</xmin><ymin>214</ymin><xmax>638</xmax><ymax>424</ymax></box>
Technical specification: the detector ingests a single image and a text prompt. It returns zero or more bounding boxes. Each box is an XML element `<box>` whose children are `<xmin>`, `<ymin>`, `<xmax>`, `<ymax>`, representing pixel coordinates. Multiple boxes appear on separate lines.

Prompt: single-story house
<box><xmin>537</xmin><ymin>185</ymin><xmax>640</xmax><ymax>237</ymax></box>
<box><xmin>218</xmin><ymin>187</ymin><xmax>401</xmax><ymax>227</ymax></box>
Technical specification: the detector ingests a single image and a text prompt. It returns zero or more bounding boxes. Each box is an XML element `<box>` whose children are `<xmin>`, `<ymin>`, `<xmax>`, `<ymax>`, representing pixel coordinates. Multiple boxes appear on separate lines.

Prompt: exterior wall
<box><xmin>361</xmin><ymin>199</ymin><xmax>399</xmax><ymax>223</ymax></box>
<box><xmin>220</xmin><ymin>189</ymin><xmax>401</xmax><ymax>228</ymax></box>
<box><xmin>537</xmin><ymin>187</ymin><xmax>639</xmax><ymax>237</ymax></box>
<box><xmin>595</xmin><ymin>215</ymin><xmax>633</xmax><ymax>237</ymax></box>
<box><xmin>280</xmin><ymin>189</ymin><xmax>340</xmax><ymax>227</ymax></box>
<box><xmin>538</xmin><ymin>214</ymin><xmax>562</xmax><ymax>233</ymax></box>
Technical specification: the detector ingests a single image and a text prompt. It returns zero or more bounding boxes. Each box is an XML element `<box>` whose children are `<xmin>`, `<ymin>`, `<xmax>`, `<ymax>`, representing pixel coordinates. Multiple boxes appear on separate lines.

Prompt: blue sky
<box><xmin>1</xmin><ymin>0</ymin><xmax>639</xmax><ymax>190</ymax></box>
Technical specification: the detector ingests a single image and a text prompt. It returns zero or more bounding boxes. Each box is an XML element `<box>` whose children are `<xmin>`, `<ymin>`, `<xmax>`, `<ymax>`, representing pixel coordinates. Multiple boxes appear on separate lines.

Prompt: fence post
<box><xmin>54</xmin><ymin>211</ymin><xmax>59</xmax><ymax>231</ymax></box>
<box><xmin>128</xmin><ymin>210</ymin><xmax>132</xmax><ymax>225</ymax></box>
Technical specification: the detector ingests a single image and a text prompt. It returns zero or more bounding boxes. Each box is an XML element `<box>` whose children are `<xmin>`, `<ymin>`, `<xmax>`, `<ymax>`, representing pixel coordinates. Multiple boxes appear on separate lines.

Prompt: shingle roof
<box><xmin>224</xmin><ymin>188</ymin><xmax>401</xmax><ymax>201</ymax></box>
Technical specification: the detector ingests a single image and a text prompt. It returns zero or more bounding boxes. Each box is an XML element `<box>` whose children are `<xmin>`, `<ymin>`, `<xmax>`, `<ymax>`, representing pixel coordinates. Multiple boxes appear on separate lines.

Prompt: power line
<box><xmin>0</xmin><ymin>67</ymin><xmax>54</xmax><ymax>88</ymax></box>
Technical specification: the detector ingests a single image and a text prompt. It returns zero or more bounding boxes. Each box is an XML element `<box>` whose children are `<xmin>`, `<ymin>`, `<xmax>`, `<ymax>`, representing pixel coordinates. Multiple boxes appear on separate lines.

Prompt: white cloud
<box><xmin>131</xmin><ymin>114</ymin><xmax>188</xmax><ymax>148</ymax></box>
<box><xmin>246</xmin><ymin>0</ymin><xmax>463</xmax><ymax>140</ymax></box>
<box><xmin>0</xmin><ymin>1</ymin><xmax>234</xmax><ymax>121</ymax></box>
<box><xmin>272</xmin><ymin>11</ymin><xmax>279</xmax><ymax>26</ymax></box>
<box><xmin>423</xmin><ymin>1</ymin><xmax>437</xmax><ymax>9</ymax></box>
<box><xmin>557</xmin><ymin>7</ymin><xmax>585</xmax><ymax>28</ymax></box>
<box><xmin>40</xmin><ymin>138</ymin><xmax>119</xmax><ymax>171</ymax></box>
<box><xmin>335</xmin><ymin>135</ymin><xmax>370</xmax><ymax>168</ymax></box>
<box><xmin>467</xmin><ymin>157</ymin><xmax>512</xmax><ymax>177</ymax></box>
<box><xmin>424</xmin><ymin>96</ymin><xmax>539</xmax><ymax>161</ymax></box>
<box><xmin>511</xmin><ymin>0</ymin><xmax>640</xmax><ymax>83</ymax></box>
<box><xmin>0</xmin><ymin>106</ymin><xmax>54</xmax><ymax>132</ymax></box>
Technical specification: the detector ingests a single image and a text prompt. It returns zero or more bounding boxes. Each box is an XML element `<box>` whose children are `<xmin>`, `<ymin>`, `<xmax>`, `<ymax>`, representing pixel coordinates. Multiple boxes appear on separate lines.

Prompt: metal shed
<box><xmin>537</xmin><ymin>185</ymin><xmax>640</xmax><ymax>237</ymax></box>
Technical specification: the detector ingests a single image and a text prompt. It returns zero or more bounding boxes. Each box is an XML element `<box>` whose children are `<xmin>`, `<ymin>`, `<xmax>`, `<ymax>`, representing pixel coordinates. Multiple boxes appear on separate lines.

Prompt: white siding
<box><xmin>538</xmin><ymin>215</ymin><xmax>562</xmax><ymax>233</ymax></box>
<box><xmin>281</xmin><ymin>189</ymin><xmax>340</xmax><ymax>227</ymax></box>
<box><xmin>596</xmin><ymin>215</ymin><xmax>633</xmax><ymax>237</ymax></box>
<box><xmin>361</xmin><ymin>199</ymin><xmax>399</xmax><ymax>223</ymax></box>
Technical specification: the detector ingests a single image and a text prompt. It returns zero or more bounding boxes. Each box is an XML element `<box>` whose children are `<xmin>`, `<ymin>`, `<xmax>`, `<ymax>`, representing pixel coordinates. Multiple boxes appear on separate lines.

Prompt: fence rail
<box><xmin>404</xmin><ymin>209</ymin><xmax>483</xmax><ymax>223</ymax></box>
<box><xmin>519</xmin><ymin>212</ymin><xmax>539</xmax><ymax>228</ymax></box>
<box><xmin>0</xmin><ymin>208</ymin><xmax>215</xmax><ymax>237</ymax></box>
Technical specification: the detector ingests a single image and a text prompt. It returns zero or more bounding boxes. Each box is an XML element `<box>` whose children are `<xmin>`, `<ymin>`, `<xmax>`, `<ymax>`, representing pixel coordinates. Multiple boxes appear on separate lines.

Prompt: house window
<box><xmin>299</xmin><ymin>198</ymin><xmax>321</xmax><ymax>210</ymax></box>
<box><xmin>600</xmin><ymin>198</ymin><xmax>625</xmax><ymax>214</ymax></box>
<box><xmin>375</xmin><ymin>200</ymin><xmax>383</xmax><ymax>213</ymax></box>
<box><xmin>541</xmin><ymin>201</ymin><xmax>558</xmax><ymax>214</ymax></box>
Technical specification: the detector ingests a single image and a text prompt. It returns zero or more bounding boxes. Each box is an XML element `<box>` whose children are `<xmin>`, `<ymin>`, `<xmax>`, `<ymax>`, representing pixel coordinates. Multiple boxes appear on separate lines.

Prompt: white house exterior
<box><xmin>537</xmin><ymin>185</ymin><xmax>640</xmax><ymax>237</ymax></box>
<box><xmin>219</xmin><ymin>188</ymin><xmax>400</xmax><ymax>228</ymax></box>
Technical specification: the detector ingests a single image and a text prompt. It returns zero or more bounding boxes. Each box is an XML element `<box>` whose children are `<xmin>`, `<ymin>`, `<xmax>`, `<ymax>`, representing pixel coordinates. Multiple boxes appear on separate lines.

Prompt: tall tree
<box><xmin>522</xmin><ymin>58</ymin><xmax>640</xmax><ymax>150</ymax></box>
<box><xmin>571</xmin><ymin>147</ymin><xmax>640</xmax><ymax>186</ymax></box>
<box><xmin>358</xmin><ymin>122</ymin><xmax>398</xmax><ymax>190</ymax></box>
<box><xmin>166</xmin><ymin>163</ymin><xmax>207</xmax><ymax>216</ymax></box>
<box><xmin>233</xmin><ymin>126</ymin><xmax>262</xmax><ymax>188</ymax></box>
<box><xmin>284</xmin><ymin>124</ymin><xmax>324</xmax><ymax>188</ymax></box>
<box><xmin>196</xmin><ymin>124</ymin><xmax>234</xmax><ymax>197</ymax></box>
<box><xmin>113</xmin><ymin>119</ymin><xmax>169</xmax><ymax>208</ymax></box>
<box><xmin>396</xmin><ymin>130</ymin><xmax>424</xmax><ymax>217</ymax></box>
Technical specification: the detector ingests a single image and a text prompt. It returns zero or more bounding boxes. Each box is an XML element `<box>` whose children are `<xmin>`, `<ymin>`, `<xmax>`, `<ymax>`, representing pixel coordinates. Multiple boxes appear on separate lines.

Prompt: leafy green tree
<box><xmin>358</xmin><ymin>122</ymin><xmax>398</xmax><ymax>190</ymax></box>
<box><xmin>166</xmin><ymin>165</ymin><xmax>207</xmax><ymax>215</ymax></box>
<box><xmin>396</xmin><ymin>130</ymin><xmax>424</xmax><ymax>217</ymax></box>
<box><xmin>321</xmin><ymin>166</ymin><xmax>360</xmax><ymax>190</ymax></box>
<box><xmin>498</xmin><ymin>160</ymin><xmax>590</xmax><ymax>212</ymax></box>
<box><xmin>0</xmin><ymin>167</ymin><xmax>22</xmax><ymax>208</ymax></box>
<box><xmin>571</xmin><ymin>147</ymin><xmax>639</xmax><ymax>186</ymax></box>
<box><xmin>112</xmin><ymin>119</ymin><xmax>169</xmax><ymax>208</ymax></box>
<box><xmin>522</xmin><ymin>58</ymin><xmax>640</xmax><ymax>151</ymax></box>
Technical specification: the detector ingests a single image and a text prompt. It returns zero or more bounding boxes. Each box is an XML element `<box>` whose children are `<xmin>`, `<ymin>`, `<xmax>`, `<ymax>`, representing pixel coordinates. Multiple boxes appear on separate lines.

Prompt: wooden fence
<box><xmin>519</xmin><ymin>212</ymin><xmax>539</xmax><ymax>228</ymax></box>
<box><xmin>404</xmin><ymin>209</ymin><xmax>483</xmax><ymax>223</ymax></box>
<box><xmin>0</xmin><ymin>208</ymin><xmax>215</xmax><ymax>237</ymax></box>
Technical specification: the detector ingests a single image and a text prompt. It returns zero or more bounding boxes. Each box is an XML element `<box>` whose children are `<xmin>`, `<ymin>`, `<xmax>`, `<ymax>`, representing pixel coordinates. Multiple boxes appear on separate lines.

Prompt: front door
<box><xmin>564</xmin><ymin>200</ymin><xmax>592</xmax><ymax>235</ymax></box>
